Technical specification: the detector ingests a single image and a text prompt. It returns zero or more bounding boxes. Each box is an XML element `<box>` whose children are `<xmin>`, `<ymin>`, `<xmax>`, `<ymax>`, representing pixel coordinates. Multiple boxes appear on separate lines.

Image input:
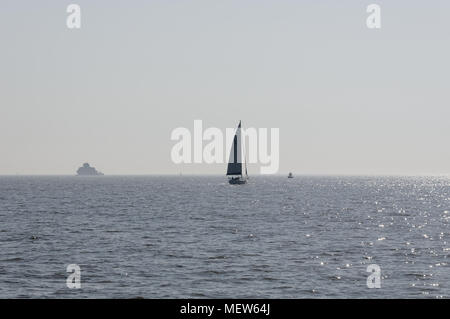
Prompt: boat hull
<box><xmin>228</xmin><ymin>177</ymin><xmax>247</xmax><ymax>185</ymax></box>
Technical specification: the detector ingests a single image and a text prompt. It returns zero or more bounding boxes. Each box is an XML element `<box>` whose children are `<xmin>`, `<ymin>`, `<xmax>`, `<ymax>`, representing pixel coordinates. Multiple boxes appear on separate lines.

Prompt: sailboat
<box><xmin>227</xmin><ymin>121</ymin><xmax>248</xmax><ymax>185</ymax></box>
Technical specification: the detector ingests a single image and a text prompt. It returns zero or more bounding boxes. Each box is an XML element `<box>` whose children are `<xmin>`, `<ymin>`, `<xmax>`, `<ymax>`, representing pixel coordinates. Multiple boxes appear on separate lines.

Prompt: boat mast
<box><xmin>240</xmin><ymin>120</ymin><xmax>247</xmax><ymax>179</ymax></box>
<box><xmin>243</xmin><ymin>121</ymin><xmax>248</xmax><ymax>179</ymax></box>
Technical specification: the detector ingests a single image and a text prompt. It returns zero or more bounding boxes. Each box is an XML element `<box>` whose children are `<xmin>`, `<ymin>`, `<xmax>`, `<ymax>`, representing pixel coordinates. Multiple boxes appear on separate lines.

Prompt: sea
<box><xmin>0</xmin><ymin>175</ymin><xmax>449</xmax><ymax>298</ymax></box>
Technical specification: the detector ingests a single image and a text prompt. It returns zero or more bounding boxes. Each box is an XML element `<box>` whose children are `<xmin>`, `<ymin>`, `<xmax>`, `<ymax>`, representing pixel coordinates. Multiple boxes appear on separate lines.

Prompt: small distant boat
<box><xmin>227</xmin><ymin>121</ymin><xmax>248</xmax><ymax>185</ymax></box>
<box><xmin>288</xmin><ymin>172</ymin><xmax>293</xmax><ymax>178</ymax></box>
<box><xmin>77</xmin><ymin>163</ymin><xmax>103</xmax><ymax>176</ymax></box>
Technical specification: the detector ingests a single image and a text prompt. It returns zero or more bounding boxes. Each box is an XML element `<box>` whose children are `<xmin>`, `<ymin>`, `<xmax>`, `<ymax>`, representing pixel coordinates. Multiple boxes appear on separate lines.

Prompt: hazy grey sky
<box><xmin>1</xmin><ymin>0</ymin><xmax>449</xmax><ymax>175</ymax></box>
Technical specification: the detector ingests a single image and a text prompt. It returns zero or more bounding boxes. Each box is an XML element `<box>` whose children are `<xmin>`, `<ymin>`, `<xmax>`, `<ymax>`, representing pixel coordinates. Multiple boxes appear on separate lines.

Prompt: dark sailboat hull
<box><xmin>228</xmin><ymin>177</ymin><xmax>247</xmax><ymax>185</ymax></box>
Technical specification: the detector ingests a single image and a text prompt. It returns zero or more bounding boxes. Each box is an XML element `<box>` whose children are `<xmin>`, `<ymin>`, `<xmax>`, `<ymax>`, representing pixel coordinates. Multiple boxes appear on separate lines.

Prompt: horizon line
<box><xmin>1</xmin><ymin>173</ymin><xmax>449</xmax><ymax>177</ymax></box>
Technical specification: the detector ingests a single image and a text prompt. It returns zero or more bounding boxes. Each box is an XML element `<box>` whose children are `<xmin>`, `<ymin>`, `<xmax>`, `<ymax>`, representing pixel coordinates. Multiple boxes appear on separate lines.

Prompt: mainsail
<box><xmin>226</xmin><ymin>121</ymin><xmax>243</xmax><ymax>176</ymax></box>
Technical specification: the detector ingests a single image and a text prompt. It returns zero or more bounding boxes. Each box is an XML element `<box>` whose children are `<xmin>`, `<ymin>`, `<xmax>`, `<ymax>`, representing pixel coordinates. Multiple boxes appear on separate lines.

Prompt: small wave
<box><xmin>207</xmin><ymin>255</ymin><xmax>227</xmax><ymax>260</ymax></box>
<box><xmin>1</xmin><ymin>257</ymin><xmax>24</xmax><ymax>262</ymax></box>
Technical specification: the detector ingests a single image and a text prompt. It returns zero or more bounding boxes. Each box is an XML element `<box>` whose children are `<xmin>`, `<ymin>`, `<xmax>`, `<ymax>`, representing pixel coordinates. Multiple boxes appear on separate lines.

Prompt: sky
<box><xmin>1</xmin><ymin>0</ymin><xmax>449</xmax><ymax>175</ymax></box>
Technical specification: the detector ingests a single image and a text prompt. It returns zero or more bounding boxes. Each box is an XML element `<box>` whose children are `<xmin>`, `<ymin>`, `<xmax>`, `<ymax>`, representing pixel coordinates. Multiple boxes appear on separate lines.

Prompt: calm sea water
<box><xmin>0</xmin><ymin>176</ymin><xmax>449</xmax><ymax>298</ymax></box>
